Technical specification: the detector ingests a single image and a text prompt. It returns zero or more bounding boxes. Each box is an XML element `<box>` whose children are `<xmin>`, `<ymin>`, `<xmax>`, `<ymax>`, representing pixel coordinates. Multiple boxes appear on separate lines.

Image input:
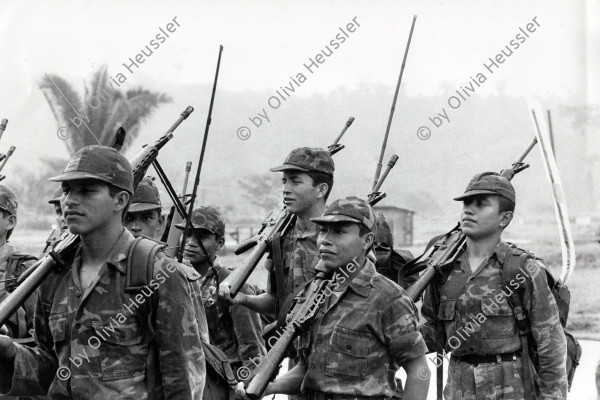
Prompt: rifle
<box><xmin>0</xmin><ymin>107</ymin><xmax>194</xmax><ymax>329</ymax></box>
<box><xmin>0</xmin><ymin>119</ymin><xmax>7</xmax><ymax>141</ymax></box>
<box><xmin>404</xmin><ymin>138</ymin><xmax>538</xmax><ymax>302</ymax></box>
<box><xmin>178</xmin><ymin>45</ymin><xmax>223</xmax><ymax>263</ymax></box>
<box><xmin>372</xmin><ymin>16</ymin><xmax>417</xmax><ymax>190</ymax></box>
<box><xmin>226</xmin><ymin>117</ymin><xmax>355</xmax><ymax>298</ymax></box>
<box><xmin>161</xmin><ymin>161</ymin><xmax>192</xmax><ymax>257</ymax></box>
<box><xmin>244</xmin><ymin>161</ymin><xmax>397</xmax><ymax>399</ymax></box>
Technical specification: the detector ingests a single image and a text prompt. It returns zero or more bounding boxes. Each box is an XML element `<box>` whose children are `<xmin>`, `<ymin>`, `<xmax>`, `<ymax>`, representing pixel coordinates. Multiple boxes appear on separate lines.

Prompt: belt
<box><xmin>306</xmin><ymin>391</ymin><xmax>389</xmax><ymax>400</ymax></box>
<box><xmin>453</xmin><ymin>352</ymin><xmax>519</xmax><ymax>365</ymax></box>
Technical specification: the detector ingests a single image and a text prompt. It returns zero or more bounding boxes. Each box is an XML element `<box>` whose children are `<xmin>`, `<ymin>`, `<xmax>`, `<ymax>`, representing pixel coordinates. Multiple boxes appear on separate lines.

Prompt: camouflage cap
<box><xmin>375</xmin><ymin>213</ymin><xmax>393</xmax><ymax>246</ymax></box>
<box><xmin>311</xmin><ymin>196</ymin><xmax>376</xmax><ymax>232</ymax></box>
<box><xmin>0</xmin><ymin>185</ymin><xmax>17</xmax><ymax>215</ymax></box>
<box><xmin>129</xmin><ymin>176</ymin><xmax>161</xmax><ymax>213</ymax></box>
<box><xmin>50</xmin><ymin>145</ymin><xmax>134</xmax><ymax>195</ymax></box>
<box><xmin>48</xmin><ymin>185</ymin><xmax>63</xmax><ymax>205</ymax></box>
<box><xmin>175</xmin><ymin>206</ymin><xmax>225</xmax><ymax>238</ymax></box>
<box><xmin>453</xmin><ymin>171</ymin><xmax>515</xmax><ymax>204</ymax></box>
<box><xmin>269</xmin><ymin>147</ymin><xmax>334</xmax><ymax>176</ymax></box>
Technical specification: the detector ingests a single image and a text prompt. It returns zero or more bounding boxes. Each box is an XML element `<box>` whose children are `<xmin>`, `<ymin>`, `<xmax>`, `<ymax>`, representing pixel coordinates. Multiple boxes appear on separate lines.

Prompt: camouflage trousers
<box><xmin>444</xmin><ymin>356</ymin><xmax>525</xmax><ymax>400</ymax></box>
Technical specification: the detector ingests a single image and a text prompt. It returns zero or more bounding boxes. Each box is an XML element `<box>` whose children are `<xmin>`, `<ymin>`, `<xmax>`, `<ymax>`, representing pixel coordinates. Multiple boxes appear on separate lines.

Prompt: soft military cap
<box><xmin>175</xmin><ymin>206</ymin><xmax>225</xmax><ymax>238</ymax></box>
<box><xmin>129</xmin><ymin>176</ymin><xmax>161</xmax><ymax>213</ymax></box>
<box><xmin>48</xmin><ymin>185</ymin><xmax>63</xmax><ymax>205</ymax></box>
<box><xmin>311</xmin><ymin>196</ymin><xmax>376</xmax><ymax>233</ymax></box>
<box><xmin>0</xmin><ymin>185</ymin><xmax>18</xmax><ymax>215</ymax></box>
<box><xmin>269</xmin><ymin>147</ymin><xmax>334</xmax><ymax>176</ymax></box>
<box><xmin>453</xmin><ymin>171</ymin><xmax>515</xmax><ymax>204</ymax></box>
<box><xmin>50</xmin><ymin>145</ymin><xmax>134</xmax><ymax>195</ymax></box>
<box><xmin>375</xmin><ymin>213</ymin><xmax>393</xmax><ymax>246</ymax></box>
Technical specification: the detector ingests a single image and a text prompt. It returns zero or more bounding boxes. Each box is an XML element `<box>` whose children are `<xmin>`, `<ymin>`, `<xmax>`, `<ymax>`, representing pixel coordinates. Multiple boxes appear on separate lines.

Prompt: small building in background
<box><xmin>373</xmin><ymin>205</ymin><xmax>415</xmax><ymax>247</ymax></box>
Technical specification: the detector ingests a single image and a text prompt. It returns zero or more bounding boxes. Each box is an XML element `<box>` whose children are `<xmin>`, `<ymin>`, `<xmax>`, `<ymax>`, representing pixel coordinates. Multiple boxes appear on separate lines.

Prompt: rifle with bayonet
<box><xmin>0</xmin><ymin>107</ymin><xmax>194</xmax><ymax>329</ymax></box>
<box><xmin>404</xmin><ymin>137</ymin><xmax>538</xmax><ymax>303</ymax></box>
<box><xmin>226</xmin><ymin>116</ymin><xmax>355</xmax><ymax>299</ymax></box>
<box><xmin>244</xmin><ymin>152</ymin><xmax>397</xmax><ymax>399</ymax></box>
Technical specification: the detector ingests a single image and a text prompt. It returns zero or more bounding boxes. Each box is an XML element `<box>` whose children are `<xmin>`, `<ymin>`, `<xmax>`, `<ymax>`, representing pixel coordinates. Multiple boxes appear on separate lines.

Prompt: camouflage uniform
<box><xmin>420</xmin><ymin>173</ymin><xmax>567</xmax><ymax>400</ymax></box>
<box><xmin>0</xmin><ymin>146</ymin><xmax>205</xmax><ymax>399</ymax></box>
<box><xmin>298</xmin><ymin>197</ymin><xmax>428</xmax><ymax>399</ymax></box>
<box><xmin>269</xmin><ymin>148</ymin><xmax>335</xmax><ymax>400</ymax></box>
<box><xmin>0</xmin><ymin>186</ymin><xmax>38</xmax><ymax>344</ymax></box>
<box><xmin>198</xmin><ymin>257</ymin><xmax>266</xmax><ymax>377</ymax></box>
<box><xmin>176</xmin><ymin>206</ymin><xmax>266</xmax><ymax>380</ymax></box>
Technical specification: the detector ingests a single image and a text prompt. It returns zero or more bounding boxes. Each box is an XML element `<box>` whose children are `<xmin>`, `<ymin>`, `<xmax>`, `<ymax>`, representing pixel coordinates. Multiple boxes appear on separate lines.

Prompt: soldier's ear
<box><xmin>216</xmin><ymin>236</ymin><xmax>225</xmax><ymax>251</ymax></box>
<box><xmin>362</xmin><ymin>231</ymin><xmax>374</xmax><ymax>251</ymax></box>
<box><xmin>315</xmin><ymin>182</ymin><xmax>329</xmax><ymax>200</ymax></box>
<box><xmin>114</xmin><ymin>191</ymin><xmax>130</xmax><ymax>213</ymax></box>
<box><xmin>157</xmin><ymin>212</ymin><xmax>165</xmax><ymax>230</ymax></box>
<box><xmin>499</xmin><ymin>211</ymin><xmax>513</xmax><ymax>229</ymax></box>
<box><xmin>6</xmin><ymin>214</ymin><xmax>16</xmax><ymax>230</ymax></box>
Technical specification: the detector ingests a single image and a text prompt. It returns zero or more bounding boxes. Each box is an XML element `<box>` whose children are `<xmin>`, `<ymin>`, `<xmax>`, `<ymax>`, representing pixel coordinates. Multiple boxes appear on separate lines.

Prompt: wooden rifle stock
<box><xmin>245</xmin><ymin>269</ymin><xmax>331</xmax><ymax>399</ymax></box>
<box><xmin>405</xmin><ymin>138</ymin><xmax>538</xmax><ymax>302</ymax></box>
<box><xmin>0</xmin><ymin>107</ymin><xmax>194</xmax><ymax>329</ymax></box>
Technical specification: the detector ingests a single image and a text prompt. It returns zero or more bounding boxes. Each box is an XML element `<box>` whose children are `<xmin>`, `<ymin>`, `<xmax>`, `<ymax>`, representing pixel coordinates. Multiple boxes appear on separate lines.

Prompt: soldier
<box><xmin>124</xmin><ymin>176</ymin><xmax>165</xmax><ymax>239</ymax></box>
<box><xmin>373</xmin><ymin>212</ymin><xmax>416</xmax><ymax>288</ymax></box>
<box><xmin>0</xmin><ymin>185</ymin><xmax>38</xmax><ymax>345</ymax></box>
<box><xmin>0</xmin><ymin>145</ymin><xmax>205</xmax><ymax>399</ymax></box>
<box><xmin>420</xmin><ymin>172</ymin><xmax>568</xmax><ymax>399</ymax></box>
<box><xmin>176</xmin><ymin>206</ymin><xmax>266</xmax><ymax>382</ymax></box>
<box><xmin>220</xmin><ymin>147</ymin><xmax>334</xmax><ymax>316</ymax></box>
<box><xmin>48</xmin><ymin>186</ymin><xmax>67</xmax><ymax>233</ymax></box>
<box><xmin>244</xmin><ymin>196</ymin><xmax>430</xmax><ymax>399</ymax></box>
<box><xmin>220</xmin><ymin>147</ymin><xmax>334</xmax><ymax>400</ymax></box>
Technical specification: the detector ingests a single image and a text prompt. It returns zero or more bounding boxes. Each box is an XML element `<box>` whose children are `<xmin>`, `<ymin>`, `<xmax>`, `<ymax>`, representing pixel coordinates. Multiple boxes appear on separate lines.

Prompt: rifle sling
<box><xmin>272</xmin><ymin>232</ymin><xmax>287</xmax><ymax>316</ymax></box>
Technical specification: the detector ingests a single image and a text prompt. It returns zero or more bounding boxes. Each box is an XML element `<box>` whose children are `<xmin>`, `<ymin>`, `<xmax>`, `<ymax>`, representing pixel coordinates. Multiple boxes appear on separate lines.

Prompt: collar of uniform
<box><xmin>345</xmin><ymin>258</ymin><xmax>375</xmax><ymax>298</ymax></box>
<box><xmin>294</xmin><ymin>220</ymin><xmax>318</xmax><ymax>240</ymax></box>
<box><xmin>491</xmin><ymin>240</ymin><xmax>511</xmax><ymax>265</ymax></box>
<box><xmin>200</xmin><ymin>256</ymin><xmax>223</xmax><ymax>280</ymax></box>
<box><xmin>86</xmin><ymin>228</ymin><xmax>133</xmax><ymax>274</ymax></box>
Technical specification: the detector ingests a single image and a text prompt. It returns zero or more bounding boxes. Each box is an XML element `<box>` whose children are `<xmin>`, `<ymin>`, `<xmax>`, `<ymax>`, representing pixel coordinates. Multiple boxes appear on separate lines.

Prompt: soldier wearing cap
<box><xmin>48</xmin><ymin>185</ymin><xmax>67</xmax><ymax>233</ymax></box>
<box><xmin>373</xmin><ymin>213</ymin><xmax>416</xmax><ymax>289</ymax></box>
<box><xmin>420</xmin><ymin>172</ymin><xmax>567</xmax><ymax>399</ymax></box>
<box><xmin>221</xmin><ymin>147</ymin><xmax>334</xmax><ymax>400</ymax></box>
<box><xmin>176</xmin><ymin>207</ymin><xmax>266</xmax><ymax>390</ymax></box>
<box><xmin>124</xmin><ymin>176</ymin><xmax>165</xmax><ymax>239</ymax></box>
<box><xmin>0</xmin><ymin>185</ymin><xmax>38</xmax><ymax>345</ymax></box>
<box><xmin>246</xmin><ymin>196</ymin><xmax>429</xmax><ymax>400</ymax></box>
<box><xmin>0</xmin><ymin>145</ymin><xmax>205</xmax><ymax>399</ymax></box>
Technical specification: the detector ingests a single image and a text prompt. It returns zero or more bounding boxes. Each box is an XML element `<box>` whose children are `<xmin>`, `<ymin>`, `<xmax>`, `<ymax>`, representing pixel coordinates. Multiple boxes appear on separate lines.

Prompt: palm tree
<box><xmin>40</xmin><ymin>65</ymin><xmax>171</xmax><ymax>154</ymax></box>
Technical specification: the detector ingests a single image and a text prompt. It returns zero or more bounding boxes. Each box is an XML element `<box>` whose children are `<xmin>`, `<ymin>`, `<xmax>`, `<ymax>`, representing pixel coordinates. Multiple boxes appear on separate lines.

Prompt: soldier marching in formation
<box><xmin>0</xmin><ymin>137</ymin><xmax>575</xmax><ymax>400</ymax></box>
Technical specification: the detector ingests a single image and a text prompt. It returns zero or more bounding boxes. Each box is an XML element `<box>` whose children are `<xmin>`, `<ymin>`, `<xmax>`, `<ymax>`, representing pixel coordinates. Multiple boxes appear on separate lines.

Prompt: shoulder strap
<box><xmin>125</xmin><ymin>237</ymin><xmax>163</xmax><ymax>293</ymax></box>
<box><xmin>502</xmin><ymin>245</ymin><xmax>538</xmax><ymax>400</ymax></box>
<box><xmin>124</xmin><ymin>236</ymin><xmax>164</xmax><ymax>400</ymax></box>
<box><xmin>271</xmin><ymin>232</ymin><xmax>287</xmax><ymax>316</ymax></box>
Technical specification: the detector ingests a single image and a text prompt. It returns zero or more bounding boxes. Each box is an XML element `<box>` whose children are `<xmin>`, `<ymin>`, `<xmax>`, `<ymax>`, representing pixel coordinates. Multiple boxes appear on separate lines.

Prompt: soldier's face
<box><xmin>317</xmin><ymin>222</ymin><xmax>373</xmax><ymax>271</ymax></box>
<box><xmin>124</xmin><ymin>209</ymin><xmax>163</xmax><ymax>239</ymax></box>
<box><xmin>460</xmin><ymin>195</ymin><xmax>512</xmax><ymax>239</ymax></box>
<box><xmin>61</xmin><ymin>180</ymin><xmax>128</xmax><ymax>236</ymax></box>
<box><xmin>184</xmin><ymin>229</ymin><xmax>224</xmax><ymax>267</ymax></box>
<box><xmin>0</xmin><ymin>211</ymin><xmax>16</xmax><ymax>241</ymax></box>
<box><xmin>53</xmin><ymin>203</ymin><xmax>67</xmax><ymax>232</ymax></box>
<box><xmin>281</xmin><ymin>171</ymin><xmax>321</xmax><ymax>216</ymax></box>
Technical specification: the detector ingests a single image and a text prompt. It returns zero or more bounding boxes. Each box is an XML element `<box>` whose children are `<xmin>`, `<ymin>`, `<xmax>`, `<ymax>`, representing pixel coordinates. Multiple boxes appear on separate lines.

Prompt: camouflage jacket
<box><xmin>420</xmin><ymin>240</ymin><xmax>567</xmax><ymax>399</ymax></box>
<box><xmin>299</xmin><ymin>259</ymin><xmax>428</xmax><ymax>397</ymax></box>
<box><xmin>198</xmin><ymin>258</ymin><xmax>266</xmax><ymax>373</ymax></box>
<box><xmin>269</xmin><ymin>221</ymin><xmax>320</xmax><ymax>298</ymax></box>
<box><xmin>179</xmin><ymin>263</ymin><xmax>210</xmax><ymax>343</ymax></box>
<box><xmin>0</xmin><ymin>229</ymin><xmax>205</xmax><ymax>399</ymax></box>
<box><xmin>0</xmin><ymin>242</ymin><xmax>37</xmax><ymax>341</ymax></box>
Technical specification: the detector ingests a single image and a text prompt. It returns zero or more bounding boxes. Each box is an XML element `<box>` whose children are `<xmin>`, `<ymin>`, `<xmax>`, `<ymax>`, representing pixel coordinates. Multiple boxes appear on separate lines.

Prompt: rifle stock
<box><xmin>0</xmin><ymin>107</ymin><xmax>194</xmax><ymax>329</ymax></box>
<box><xmin>405</xmin><ymin>138</ymin><xmax>538</xmax><ymax>302</ymax></box>
<box><xmin>245</xmin><ymin>269</ymin><xmax>331</xmax><ymax>399</ymax></box>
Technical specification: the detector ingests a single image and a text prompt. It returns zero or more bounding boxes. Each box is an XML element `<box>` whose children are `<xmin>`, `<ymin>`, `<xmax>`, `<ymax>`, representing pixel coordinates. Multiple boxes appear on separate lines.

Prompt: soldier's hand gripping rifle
<box><xmin>405</xmin><ymin>138</ymin><xmax>538</xmax><ymax>302</ymax></box>
<box><xmin>226</xmin><ymin>117</ymin><xmax>355</xmax><ymax>298</ymax></box>
<box><xmin>0</xmin><ymin>107</ymin><xmax>194</xmax><ymax>329</ymax></box>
